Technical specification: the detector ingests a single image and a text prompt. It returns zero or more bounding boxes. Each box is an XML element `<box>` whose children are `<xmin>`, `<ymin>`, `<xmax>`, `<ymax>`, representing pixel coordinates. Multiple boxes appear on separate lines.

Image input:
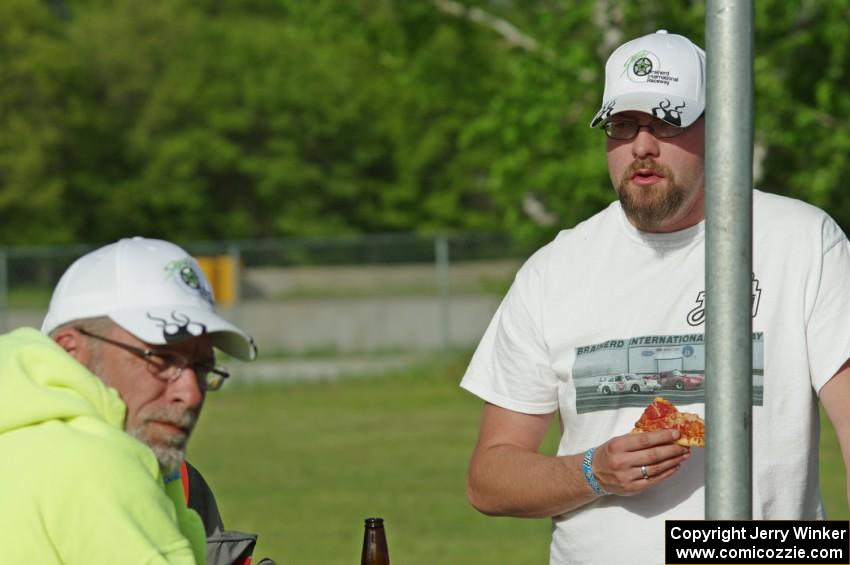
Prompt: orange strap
<box><xmin>179</xmin><ymin>461</ymin><xmax>190</xmax><ymax>505</ymax></box>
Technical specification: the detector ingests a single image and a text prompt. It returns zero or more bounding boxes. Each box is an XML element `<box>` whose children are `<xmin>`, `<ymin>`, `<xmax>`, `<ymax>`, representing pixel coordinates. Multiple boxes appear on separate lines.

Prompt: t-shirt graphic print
<box><xmin>574</xmin><ymin>332</ymin><xmax>764</xmax><ymax>414</ymax></box>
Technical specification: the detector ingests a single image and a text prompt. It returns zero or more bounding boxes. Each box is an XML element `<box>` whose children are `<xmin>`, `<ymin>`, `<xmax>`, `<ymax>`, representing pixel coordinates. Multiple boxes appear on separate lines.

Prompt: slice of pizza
<box><xmin>632</xmin><ymin>396</ymin><xmax>705</xmax><ymax>447</ymax></box>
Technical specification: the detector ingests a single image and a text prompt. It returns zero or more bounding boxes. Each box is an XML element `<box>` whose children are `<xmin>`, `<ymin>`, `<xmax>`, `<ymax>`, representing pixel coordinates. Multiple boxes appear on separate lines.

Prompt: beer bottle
<box><xmin>361</xmin><ymin>517</ymin><xmax>390</xmax><ymax>565</ymax></box>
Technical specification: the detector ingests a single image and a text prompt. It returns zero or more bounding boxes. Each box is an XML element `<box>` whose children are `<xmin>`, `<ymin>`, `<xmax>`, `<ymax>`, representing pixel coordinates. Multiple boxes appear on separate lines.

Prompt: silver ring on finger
<box><xmin>641</xmin><ymin>465</ymin><xmax>649</xmax><ymax>480</ymax></box>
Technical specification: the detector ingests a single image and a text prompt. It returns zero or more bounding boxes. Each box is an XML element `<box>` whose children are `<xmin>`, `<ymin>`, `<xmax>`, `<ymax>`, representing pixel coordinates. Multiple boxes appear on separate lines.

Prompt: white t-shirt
<box><xmin>461</xmin><ymin>190</ymin><xmax>850</xmax><ymax>565</ymax></box>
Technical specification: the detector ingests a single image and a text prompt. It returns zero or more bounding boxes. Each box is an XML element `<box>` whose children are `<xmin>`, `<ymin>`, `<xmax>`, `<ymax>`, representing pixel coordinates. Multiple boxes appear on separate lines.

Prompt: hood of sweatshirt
<box><xmin>0</xmin><ymin>327</ymin><xmax>126</xmax><ymax>435</ymax></box>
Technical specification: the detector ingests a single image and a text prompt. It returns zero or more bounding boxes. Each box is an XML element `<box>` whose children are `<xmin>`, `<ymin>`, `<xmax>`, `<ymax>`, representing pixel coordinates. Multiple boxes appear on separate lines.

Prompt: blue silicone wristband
<box><xmin>582</xmin><ymin>447</ymin><xmax>609</xmax><ymax>496</ymax></box>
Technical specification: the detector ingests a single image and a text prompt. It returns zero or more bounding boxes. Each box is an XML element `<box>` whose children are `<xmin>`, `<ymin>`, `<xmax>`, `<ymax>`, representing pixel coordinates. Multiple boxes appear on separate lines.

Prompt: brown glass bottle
<box><xmin>361</xmin><ymin>517</ymin><xmax>390</xmax><ymax>565</ymax></box>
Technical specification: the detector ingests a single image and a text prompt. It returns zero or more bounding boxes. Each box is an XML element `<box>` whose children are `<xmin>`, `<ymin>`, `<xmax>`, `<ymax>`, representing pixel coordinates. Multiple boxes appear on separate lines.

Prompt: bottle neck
<box><xmin>362</xmin><ymin>522</ymin><xmax>390</xmax><ymax>565</ymax></box>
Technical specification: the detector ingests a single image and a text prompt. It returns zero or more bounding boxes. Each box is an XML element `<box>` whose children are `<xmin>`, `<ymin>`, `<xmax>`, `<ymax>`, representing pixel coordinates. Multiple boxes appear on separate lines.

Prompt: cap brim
<box><xmin>109</xmin><ymin>307</ymin><xmax>258</xmax><ymax>361</ymax></box>
<box><xmin>590</xmin><ymin>92</ymin><xmax>703</xmax><ymax>128</ymax></box>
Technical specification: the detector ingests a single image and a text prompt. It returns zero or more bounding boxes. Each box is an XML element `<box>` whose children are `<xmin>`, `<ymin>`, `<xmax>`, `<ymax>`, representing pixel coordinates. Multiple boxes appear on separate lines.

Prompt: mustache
<box><xmin>621</xmin><ymin>159</ymin><xmax>669</xmax><ymax>183</ymax></box>
<box><xmin>139</xmin><ymin>405</ymin><xmax>199</xmax><ymax>432</ymax></box>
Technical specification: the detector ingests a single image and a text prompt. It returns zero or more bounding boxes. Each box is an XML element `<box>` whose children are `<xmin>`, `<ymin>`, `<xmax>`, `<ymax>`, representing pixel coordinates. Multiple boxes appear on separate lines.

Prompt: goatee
<box><xmin>617</xmin><ymin>160</ymin><xmax>685</xmax><ymax>231</ymax></box>
<box><xmin>127</xmin><ymin>406</ymin><xmax>198</xmax><ymax>476</ymax></box>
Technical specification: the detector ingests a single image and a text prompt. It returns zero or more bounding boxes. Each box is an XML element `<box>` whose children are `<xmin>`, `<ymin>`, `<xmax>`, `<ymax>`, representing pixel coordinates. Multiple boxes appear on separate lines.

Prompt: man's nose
<box><xmin>631</xmin><ymin>127</ymin><xmax>661</xmax><ymax>159</ymax></box>
<box><xmin>167</xmin><ymin>366</ymin><xmax>205</xmax><ymax>409</ymax></box>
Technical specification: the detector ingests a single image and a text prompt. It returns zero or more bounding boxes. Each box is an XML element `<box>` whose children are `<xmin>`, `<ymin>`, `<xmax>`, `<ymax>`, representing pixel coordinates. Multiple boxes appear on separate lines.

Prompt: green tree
<box><xmin>1</xmin><ymin>0</ymin><xmax>848</xmax><ymax>245</ymax></box>
<box><xmin>753</xmin><ymin>1</ymin><xmax>850</xmax><ymax>232</ymax></box>
<box><xmin>0</xmin><ymin>0</ymin><xmax>74</xmax><ymax>243</ymax></box>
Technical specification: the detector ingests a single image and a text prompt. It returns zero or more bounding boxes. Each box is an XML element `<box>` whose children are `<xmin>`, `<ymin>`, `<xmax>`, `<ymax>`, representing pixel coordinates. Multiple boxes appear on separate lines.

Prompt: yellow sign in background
<box><xmin>196</xmin><ymin>256</ymin><xmax>238</xmax><ymax>306</ymax></box>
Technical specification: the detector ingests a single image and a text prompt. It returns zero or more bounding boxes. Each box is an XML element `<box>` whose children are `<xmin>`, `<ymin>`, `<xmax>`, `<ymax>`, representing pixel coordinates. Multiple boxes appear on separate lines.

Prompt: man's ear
<box><xmin>52</xmin><ymin>327</ymin><xmax>93</xmax><ymax>367</ymax></box>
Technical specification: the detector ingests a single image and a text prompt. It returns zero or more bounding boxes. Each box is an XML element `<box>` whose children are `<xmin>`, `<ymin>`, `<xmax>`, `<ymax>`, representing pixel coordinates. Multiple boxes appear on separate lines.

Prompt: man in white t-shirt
<box><xmin>461</xmin><ymin>30</ymin><xmax>850</xmax><ymax>564</ymax></box>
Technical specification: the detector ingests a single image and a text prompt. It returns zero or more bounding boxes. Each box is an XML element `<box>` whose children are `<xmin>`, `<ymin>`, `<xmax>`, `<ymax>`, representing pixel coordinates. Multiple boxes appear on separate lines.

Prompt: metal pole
<box><xmin>227</xmin><ymin>243</ymin><xmax>242</xmax><ymax>327</ymax></box>
<box><xmin>435</xmin><ymin>235</ymin><xmax>451</xmax><ymax>351</ymax></box>
<box><xmin>705</xmin><ymin>0</ymin><xmax>755</xmax><ymax>519</ymax></box>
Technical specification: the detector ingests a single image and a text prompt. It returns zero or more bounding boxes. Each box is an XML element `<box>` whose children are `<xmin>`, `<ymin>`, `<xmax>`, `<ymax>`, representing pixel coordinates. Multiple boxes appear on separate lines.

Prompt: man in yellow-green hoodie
<box><xmin>0</xmin><ymin>237</ymin><xmax>258</xmax><ymax>564</ymax></box>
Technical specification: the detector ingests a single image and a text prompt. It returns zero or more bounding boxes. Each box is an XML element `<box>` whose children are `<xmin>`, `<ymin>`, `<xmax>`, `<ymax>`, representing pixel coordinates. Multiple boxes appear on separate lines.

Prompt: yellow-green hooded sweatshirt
<box><xmin>0</xmin><ymin>328</ymin><xmax>206</xmax><ymax>564</ymax></box>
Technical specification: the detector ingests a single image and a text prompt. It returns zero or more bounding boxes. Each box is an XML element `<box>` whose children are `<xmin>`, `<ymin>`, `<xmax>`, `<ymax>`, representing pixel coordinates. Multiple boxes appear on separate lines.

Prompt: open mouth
<box><xmin>630</xmin><ymin>168</ymin><xmax>665</xmax><ymax>186</ymax></box>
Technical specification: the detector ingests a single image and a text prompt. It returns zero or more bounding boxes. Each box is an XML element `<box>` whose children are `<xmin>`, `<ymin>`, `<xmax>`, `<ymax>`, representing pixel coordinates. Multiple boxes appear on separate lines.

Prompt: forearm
<box><xmin>467</xmin><ymin>444</ymin><xmax>598</xmax><ymax>518</ymax></box>
<box><xmin>466</xmin><ymin>428</ymin><xmax>690</xmax><ymax>518</ymax></box>
<box><xmin>819</xmin><ymin>364</ymin><xmax>850</xmax><ymax>511</ymax></box>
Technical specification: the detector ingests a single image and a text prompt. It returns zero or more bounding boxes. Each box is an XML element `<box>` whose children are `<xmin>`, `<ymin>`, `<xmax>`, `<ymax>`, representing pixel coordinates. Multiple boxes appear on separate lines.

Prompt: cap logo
<box><xmin>147</xmin><ymin>311</ymin><xmax>209</xmax><ymax>343</ymax></box>
<box><xmin>623</xmin><ymin>49</ymin><xmax>680</xmax><ymax>87</ymax></box>
<box><xmin>651</xmin><ymin>99</ymin><xmax>686</xmax><ymax>126</ymax></box>
<box><xmin>591</xmin><ymin>100</ymin><xmax>617</xmax><ymax>128</ymax></box>
<box><xmin>632</xmin><ymin>56</ymin><xmax>653</xmax><ymax>77</ymax></box>
<box><xmin>164</xmin><ymin>258</ymin><xmax>214</xmax><ymax>304</ymax></box>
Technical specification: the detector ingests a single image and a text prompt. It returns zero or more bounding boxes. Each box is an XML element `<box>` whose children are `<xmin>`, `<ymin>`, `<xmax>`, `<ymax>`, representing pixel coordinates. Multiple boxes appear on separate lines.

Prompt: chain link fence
<box><xmin>1</xmin><ymin>233</ymin><xmax>532</xmax><ymax>356</ymax></box>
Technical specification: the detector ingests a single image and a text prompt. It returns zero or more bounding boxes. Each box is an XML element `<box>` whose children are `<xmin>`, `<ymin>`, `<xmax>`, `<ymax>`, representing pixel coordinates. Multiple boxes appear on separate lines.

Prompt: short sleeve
<box><xmin>807</xmin><ymin>220</ymin><xmax>850</xmax><ymax>393</ymax></box>
<box><xmin>460</xmin><ymin>246</ymin><xmax>559</xmax><ymax>414</ymax></box>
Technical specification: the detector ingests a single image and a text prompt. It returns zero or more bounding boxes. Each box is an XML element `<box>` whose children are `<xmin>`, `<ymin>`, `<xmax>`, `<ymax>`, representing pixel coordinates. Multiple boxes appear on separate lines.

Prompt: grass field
<box><xmin>190</xmin><ymin>357</ymin><xmax>849</xmax><ymax>564</ymax></box>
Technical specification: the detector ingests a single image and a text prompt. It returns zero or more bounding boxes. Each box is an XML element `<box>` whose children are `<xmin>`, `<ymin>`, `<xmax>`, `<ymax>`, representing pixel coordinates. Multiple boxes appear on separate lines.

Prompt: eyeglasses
<box><xmin>602</xmin><ymin>118</ymin><xmax>687</xmax><ymax>140</ymax></box>
<box><xmin>76</xmin><ymin>328</ymin><xmax>229</xmax><ymax>391</ymax></box>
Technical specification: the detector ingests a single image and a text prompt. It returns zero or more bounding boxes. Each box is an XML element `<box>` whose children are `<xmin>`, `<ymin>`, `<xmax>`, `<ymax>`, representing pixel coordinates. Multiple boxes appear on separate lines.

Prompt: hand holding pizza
<box><xmin>632</xmin><ymin>397</ymin><xmax>705</xmax><ymax>447</ymax></box>
<box><xmin>589</xmin><ymin>397</ymin><xmax>703</xmax><ymax>496</ymax></box>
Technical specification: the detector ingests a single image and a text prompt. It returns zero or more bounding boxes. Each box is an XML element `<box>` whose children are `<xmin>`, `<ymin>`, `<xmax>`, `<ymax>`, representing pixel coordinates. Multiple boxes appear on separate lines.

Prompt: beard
<box><xmin>88</xmin><ymin>347</ymin><xmax>199</xmax><ymax>476</ymax></box>
<box><xmin>126</xmin><ymin>405</ymin><xmax>199</xmax><ymax>476</ymax></box>
<box><xmin>616</xmin><ymin>159</ymin><xmax>687</xmax><ymax>231</ymax></box>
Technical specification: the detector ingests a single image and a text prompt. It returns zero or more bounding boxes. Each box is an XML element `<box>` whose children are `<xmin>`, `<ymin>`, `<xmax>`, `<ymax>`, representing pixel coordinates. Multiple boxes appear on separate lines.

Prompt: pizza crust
<box><xmin>675</xmin><ymin>434</ymin><xmax>705</xmax><ymax>447</ymax></box>
<box><xmin>632</xmin><ymin>396</ymin><xmax>705</xmax><ymax>447</ymax></box>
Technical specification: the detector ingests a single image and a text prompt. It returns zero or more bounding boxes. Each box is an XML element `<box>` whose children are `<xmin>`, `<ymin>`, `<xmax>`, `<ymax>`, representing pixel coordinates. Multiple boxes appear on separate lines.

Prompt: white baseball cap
<box><xmin>589</xmin><ymin>30</ymin><xmax>705</xmax><ymax>128</ymax></box>
<box><xmin>41</xmin><ymin>237</ymin><xmax>258</xmax><ymax>361</ymax></box>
